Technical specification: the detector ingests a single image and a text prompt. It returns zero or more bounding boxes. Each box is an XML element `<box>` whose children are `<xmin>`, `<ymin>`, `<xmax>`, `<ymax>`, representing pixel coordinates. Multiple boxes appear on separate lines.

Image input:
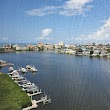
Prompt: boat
<box><xmin>26</xmin><ymin>65</ymin><xmax>37</xmax><ymax>72</ymax></box>
<box><xmin>8</xmin><ymin>70</ymin><xmax>19</xmax><ymax>76</ymax></box>
<box><xmin>30</xmin><ymin>65</ymin><xmax>37</xmax><ymax>72</ymax></box>
<box><xmin>26</xmin><ymin>65</ymin><xmax>31</xmax><ymax>70</ymax></box>
<box><xmin>9</xmin><ymin>67</ymin><xmax>14</xmax><ymax>72</ymax></box>
<box><xmin>20</xmin><ymin>82</ymin><xmax>36</xmax><ymax>88</ymax></box>
<box><xmin>11</xmin><ymin>74</ymin><xmax>23</xmax><ymax>79</ymax></box>
<box><xmin>19</xmin><ymin>67</ymin><xmax>27</xmax><ymax>73</ymax></box>
<box><xmin>25</xmin><ymin>86</ymin><xmax>39</xmax><ymax>93</ymax></box>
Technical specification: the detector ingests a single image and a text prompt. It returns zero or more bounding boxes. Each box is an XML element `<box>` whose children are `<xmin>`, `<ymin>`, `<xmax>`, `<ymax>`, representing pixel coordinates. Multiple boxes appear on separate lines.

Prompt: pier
<box><xmin>0</xmin><ymin>60</ymin><xmax>14</xmax><ymax>67</ymax></box>
<box><xmin>27</xmin><ymin>89</ymin><xmax>42</xmax><ymax>96</ymax></box>
<box><xmin>22</xmin><ymin>95</ymin><xmax>51</xmax><ymax>110</ymax></box>
<box><xmin>35</xmin><ymin>95</ymin><xmax>51</xmax><ymax>105</ymax></box>
<box><xmin>22</xmin><ymin>100</ymin><xmax>38</xmax><ymax>110</ymax></box>
<box><xmin>0</xmin><ymin>63</ymin><xmax>14</xmax><ymax>67</ymax></box>
<box><xmin>6</xmin><ymin>65</ymin><xmax>51</xmax><ymax>110</ymax></box>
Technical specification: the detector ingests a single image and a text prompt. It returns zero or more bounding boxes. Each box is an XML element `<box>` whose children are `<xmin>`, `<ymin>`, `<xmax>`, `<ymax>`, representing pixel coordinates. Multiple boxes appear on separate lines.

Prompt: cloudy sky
<box><xmin>0</xmin><ymin>0</ymin><xmax>110</xmax><ymax>44</ymax></box>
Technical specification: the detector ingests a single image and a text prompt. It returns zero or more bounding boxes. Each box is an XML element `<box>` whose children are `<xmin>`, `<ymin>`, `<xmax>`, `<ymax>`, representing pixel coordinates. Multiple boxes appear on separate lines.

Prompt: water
<box><xmin>0</xmin><ymin>51</ymin><xmax>110</xmax><ymax>110</ymax></box>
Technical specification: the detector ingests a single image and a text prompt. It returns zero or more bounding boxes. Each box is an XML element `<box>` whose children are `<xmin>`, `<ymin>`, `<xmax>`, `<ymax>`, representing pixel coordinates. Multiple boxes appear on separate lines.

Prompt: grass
<box><xmin>0</xmin><ymin>73</ymin><xmax>31</xmax><ymax>110</ymax></box>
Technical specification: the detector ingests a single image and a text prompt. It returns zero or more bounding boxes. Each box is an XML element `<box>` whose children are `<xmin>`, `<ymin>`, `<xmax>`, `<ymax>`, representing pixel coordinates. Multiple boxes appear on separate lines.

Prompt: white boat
<box><xmin>30</xmin><ymin>65</ymin><xmax>37</xmax><ymax>72</ymax></box>
<box><xmin>24</xmin><ymin>86</ymin><xmax>39</xmax><ymax>93</ymax></box>
<box><xmin>9</xmin><ymin>67</ymin><xmax>14</xmax><ymax>72</ymax></box>
<box><xmin>21</xmin><ymin>83</ymin><xmax>36</xmax><ymax>88</ymax></box>
<box><xmin>8</xmin><ymin>70</ymin><xmax>19</xmax><ymax>76</ymax></box>
<box><xmin>26</xmin><ymin>65</ymin><xmax>37</xmax><ymax>72</ymax></box>
<box><xmin>19</xmin><ymin>67</ymin><xmax>27</xmax><ymax>73</ymax></box>
<box><xmin>26</xmin><ymin>65</ymin><xmax>31</xmax><ymax>70</ymax></box>
<box><xmin>11</xmin><ymin>74</ymin><xmax>24</xmax><ymax>80</ymax></box>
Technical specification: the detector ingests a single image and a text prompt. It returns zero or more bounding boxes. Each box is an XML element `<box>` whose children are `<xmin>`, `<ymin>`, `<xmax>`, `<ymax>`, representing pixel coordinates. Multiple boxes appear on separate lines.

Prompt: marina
<box><xmin>7</xmin><ymin>64</ymin><xmax>51</xmax><ymax>110</ymax></box>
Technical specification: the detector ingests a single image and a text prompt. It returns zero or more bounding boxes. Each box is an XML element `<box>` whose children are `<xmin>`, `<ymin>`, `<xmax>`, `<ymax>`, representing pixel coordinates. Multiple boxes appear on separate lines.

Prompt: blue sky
<box><xmin>0</xmin><ymin>0</ymin><xmax>110</xmax><ymax>44</ymax></box>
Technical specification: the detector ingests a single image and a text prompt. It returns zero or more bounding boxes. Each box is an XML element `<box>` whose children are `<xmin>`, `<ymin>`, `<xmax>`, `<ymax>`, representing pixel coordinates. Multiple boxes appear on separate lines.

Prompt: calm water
<box><xmin>1</xmin><ymin>52</ymin><xmax>110</xmax><ymax>110</ymax></box>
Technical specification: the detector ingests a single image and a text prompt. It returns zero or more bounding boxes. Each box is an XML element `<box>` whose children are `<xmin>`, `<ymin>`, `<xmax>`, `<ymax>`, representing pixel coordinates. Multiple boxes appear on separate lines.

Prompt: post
<box><xmin>31</xmin><ymin>96</ymin><xmax>32</xmax><ymax>101</ymax></box>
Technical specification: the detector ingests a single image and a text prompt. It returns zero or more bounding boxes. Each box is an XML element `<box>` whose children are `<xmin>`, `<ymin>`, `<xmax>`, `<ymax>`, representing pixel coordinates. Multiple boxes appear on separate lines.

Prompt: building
<box><xmin>16</xmin><ymin>45</ymin><xmax>28</xmax><ymax>51</ymax></box>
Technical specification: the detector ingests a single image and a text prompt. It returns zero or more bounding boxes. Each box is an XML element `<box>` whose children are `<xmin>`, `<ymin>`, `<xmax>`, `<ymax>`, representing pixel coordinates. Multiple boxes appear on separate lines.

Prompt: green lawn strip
<box><xmin>0</xmin><ymin>73</ymin><xmax>31</xmax><ymax>110</ymax></box>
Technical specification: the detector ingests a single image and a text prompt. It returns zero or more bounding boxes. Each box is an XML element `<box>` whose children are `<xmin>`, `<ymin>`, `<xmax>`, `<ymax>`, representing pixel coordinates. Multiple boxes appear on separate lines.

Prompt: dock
<box><xmin>6</xmin><ymin>64</ymin><xmax>51</xmax><ymax>110</ymax></box>
<box><xmin>22</xmin><ymin>100</ymin><xmax>38</xmax><ymax>110</ymax></box>
<box><xmin>0</xmin><ymin>61</ymin><xmax>14</xmax><ymax>67</ymax></box>
<box><xmin>27</xmin><ymin>89</ymin><xmax>42</xmax><ymax>96</ymax></box>
<box><xmin>22</xmin><ymin>95</ymin><xmax>51</xmax><ymax>110</ymax></box>
<box><xmin>35</xmin><ymin>95</ymin><xmax>51</xmax><ymax>105</ymax></box>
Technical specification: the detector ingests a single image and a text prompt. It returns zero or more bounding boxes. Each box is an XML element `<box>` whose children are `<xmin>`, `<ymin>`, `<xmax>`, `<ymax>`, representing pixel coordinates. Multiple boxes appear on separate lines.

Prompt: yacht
<box><xmin>9</xmin><ymin>67</ymin><xmax>14</xmax><ymax>72</ymax></box>
<box><xmin>26</xmin><ymin>65</ymin><xmax>37</xmax><ymax>72</ymax></box>
<box><xmin>26</xmin><ymin>65</ymin><xmax>31</xmax><ymax>70</ymax></box>
<box><xmin>19</xmin><ymin>67</ymin><xmax>27</xmax><ymax>73</ymax></box>
<box><xmin>30</xmin><ymin>65</ymin><xmax>37</xmax><ymax>72</ymax></box>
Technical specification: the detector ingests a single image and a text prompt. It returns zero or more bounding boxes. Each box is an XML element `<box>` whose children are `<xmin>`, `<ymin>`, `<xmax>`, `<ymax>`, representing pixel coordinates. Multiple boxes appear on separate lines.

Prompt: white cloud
<box><xmin>64</xmin><ymin>0</ymin><xmax>92</xmax><ymax>10</ymax></box>
<box><xmin>60</xmin><ymin>1</ymin><xmax>93</xmax><ymax>16</ymax></box>
<box><xmin>26</xmin><ymin>0</ymin><xmax>93</xmax><ymax>16</ymax></box>
<box><xmin>37</xmin><ymin>28</ymin><xmax>52</xmax><ymax>40</ymax></box>
<box><xmin>71</xmin><ymin>17</ymin><xmax>110</xmax><ymax>43</ymax></box>
<box><xmin>88</xmin><ymin>17</ymin><xmax>110</xmax><ymax>40</ymax></box>
<box><xmin>26</xmin><ymin>6</ymin><xmax>57</xmax><ymax>16</ymax></box>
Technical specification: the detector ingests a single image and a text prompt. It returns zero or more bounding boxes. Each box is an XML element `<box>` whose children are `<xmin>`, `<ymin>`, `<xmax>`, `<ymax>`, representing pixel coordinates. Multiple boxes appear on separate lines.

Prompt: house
<box><xmin>83</xmin><ymin>51</ymin><xmax>90</xmax><ymax>56</ymax></box>
<box><xmin>2</xmin><ymin>44</ymin><xmax>12</xmax><ymax>49</ymax></box>
<box><xmin>44</xmin><ymin>44</ymin><xmax>54</xmax><ymax>50</ymax></box>
<box><xmin>100</xmin><ymin>50</ymin><xmax>108</xmax><ymax>57</ymax></box>
<box><xmin>92</xmin><ymin>50</ymin><xmax>101</xmax><ymax>56</ymax></box>
<box><xmin>16</xmin><ymin>45</ymin><xmax>28</xmax><ymax>51</ymax></box>
<box><xmin>65</xmin><ymin>49</ymin><xmax>76</xmax><ymax>55</ymax></box>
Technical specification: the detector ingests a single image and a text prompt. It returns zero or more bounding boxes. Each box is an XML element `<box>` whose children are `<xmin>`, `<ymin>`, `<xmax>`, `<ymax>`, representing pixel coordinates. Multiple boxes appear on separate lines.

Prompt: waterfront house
<box><xmin>65</xmin><ymin>49</ymin><xmax>76</xmax><ymax>55</ymax></box>
<box><xmin>2</xmin><ymin>44</ymin><xmax>12</xmax><ymax>49</ymax></box>
<box><xmin>16</xmin><ymin>45</ymin><xmax>28</xmax><ymax>51</ymax></box>
<box><xmin>100</xmin><ymin>50</ymin><xmax>108</xmax><ymax>57</ymax></box>
<box><xmin>44</xmin><ymin>44</ymin><xmax>54</xmax><ymax>50</ymax></box>
<box><xmin>92</xmin><ymin>50</ymin><xmax>101</xmax><ymax>56</ymax></box>
<box><xmin>37</xmin><ymin>42</ymin><xmax>45</xmax><ymax>51</ymax></box>
<box><xmin>76</xmin><ymin>47</ymin><xmax>83</xmax><ymax>56</ymax></box>
<box><xmin>83</xmin><ymin>51</ymin><xmax>90</xmax><ymax>56</ymax></box>
<box><xmin>2</xmin><ymin>44</ymin><xmax>13</xmax><ymax>52</ymax></box>
<box><xmin>27</xmin><ymin>45</ymin><xmax>36</xmax><ymax>51</ymax></box>
<box><xmin>54</xmin><ymin>44</ymin><xmax>62</xmax><ymax>50</ymax></box>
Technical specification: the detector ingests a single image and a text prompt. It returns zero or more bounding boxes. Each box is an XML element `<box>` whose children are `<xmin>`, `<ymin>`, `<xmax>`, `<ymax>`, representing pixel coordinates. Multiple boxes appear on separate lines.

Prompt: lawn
<box><xmin>0</xmin><ymin>73</ymin><xmax>31</xmax><ymax>110</ymax></box>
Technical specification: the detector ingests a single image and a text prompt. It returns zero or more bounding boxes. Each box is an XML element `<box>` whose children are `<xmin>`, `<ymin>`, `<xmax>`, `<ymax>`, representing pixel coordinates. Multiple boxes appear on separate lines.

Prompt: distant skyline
<box><xmin>0</xmin><ymin>0</ymin><xmax>110</xmax><ymax>44</ymax></box>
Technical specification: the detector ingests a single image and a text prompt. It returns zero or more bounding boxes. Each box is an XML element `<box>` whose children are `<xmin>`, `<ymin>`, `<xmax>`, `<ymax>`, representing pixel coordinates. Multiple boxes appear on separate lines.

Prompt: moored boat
<box><xmin>26</xmin><ymin>65</ymin><xmax>31</xmax><ymax>70</ymax></box>
<box><xmin>30</xmin><ymin>65</ymin><xmax>38</xmax><ymax>72</ymax></box>
<box><xmin>26</xmin><ymin>65</ymin><xmax>37</xmax><ymax>72</ymax></box>
<box><xmin>19</xmin><ymin>67</ymin><xmax>27</xmax><ymax>73</ymax></box>
<box><xmin>9</xmin><ymin>67</ymin><xmax>14</xmax><ymax>72</ymax></box>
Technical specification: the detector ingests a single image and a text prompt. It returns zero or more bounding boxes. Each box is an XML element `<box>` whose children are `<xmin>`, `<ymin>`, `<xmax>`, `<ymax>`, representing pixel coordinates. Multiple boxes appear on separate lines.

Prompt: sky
<box><xmin>0</xmin><ymin>0</ymin><xmax>110</xmax><ymax>44</ymax></box>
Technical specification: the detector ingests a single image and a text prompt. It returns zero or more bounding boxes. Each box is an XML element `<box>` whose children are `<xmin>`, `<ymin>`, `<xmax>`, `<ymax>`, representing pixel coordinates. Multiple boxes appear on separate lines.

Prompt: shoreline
<box><xmin>0</xmin><ymin>73</ymin><xmax>31</xmax><ymax>110</ymax></box>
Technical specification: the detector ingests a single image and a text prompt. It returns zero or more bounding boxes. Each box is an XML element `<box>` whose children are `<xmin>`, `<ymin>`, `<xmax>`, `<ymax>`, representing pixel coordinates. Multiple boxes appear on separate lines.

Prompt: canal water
<box><xmin>0</xmin><ymin>51</ymin><xmax>110</xmax><ymax>110</ymax></box>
